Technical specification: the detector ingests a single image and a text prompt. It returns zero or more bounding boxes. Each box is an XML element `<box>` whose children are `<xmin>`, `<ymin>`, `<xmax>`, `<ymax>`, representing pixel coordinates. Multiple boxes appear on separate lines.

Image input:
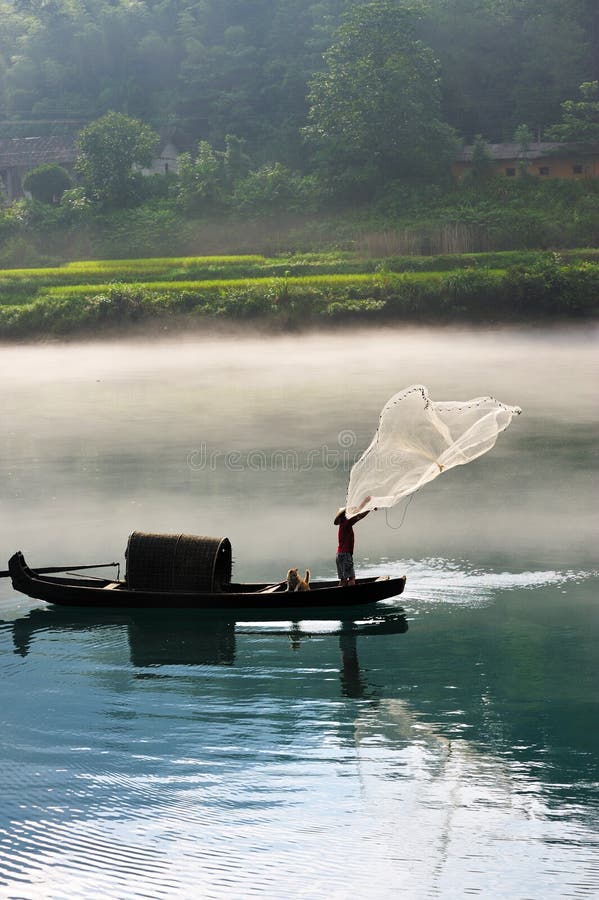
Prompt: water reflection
<box><xmin>1</xmin><ymin>587</ymin><xmax>597</xmax><ymax>898</ymax></box>
<box><xmin>6</xmin><ymin>605</ymin><xmax>408</xmax><ymax>686</ymax></box>
<box><xmin>349</xmin><ymin>699</ymin><xmax>599</xmax><ymax>899</ymax></box>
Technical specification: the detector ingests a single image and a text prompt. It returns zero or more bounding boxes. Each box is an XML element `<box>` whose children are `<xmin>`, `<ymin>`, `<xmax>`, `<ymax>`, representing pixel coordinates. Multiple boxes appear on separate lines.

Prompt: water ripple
<box><xmin>362</xmin><ymin>558</ymin><xmax>596</xmax><ymax>607</ymax></box>
<box><xmin>0</xmin><ymin>569</ymin><xmax>597</xmax><ymax>898</ymax></box>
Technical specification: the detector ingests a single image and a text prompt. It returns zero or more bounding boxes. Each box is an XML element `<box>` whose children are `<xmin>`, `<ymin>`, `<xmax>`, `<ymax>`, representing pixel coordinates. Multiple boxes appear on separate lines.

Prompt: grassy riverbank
<box><xmin>1</xmin><ymin>249</ymin><xmax>598</xmax><ymax>338</ymax></box>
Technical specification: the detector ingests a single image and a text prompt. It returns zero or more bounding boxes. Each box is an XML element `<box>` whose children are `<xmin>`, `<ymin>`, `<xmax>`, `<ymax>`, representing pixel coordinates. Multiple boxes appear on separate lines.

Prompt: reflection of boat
<box><xmin>9</xmin><ymin>606</ymin><xmax>237</xmax><ymax>666</ymax></box>
<box><xmin>7</xmin><ymin>606</ymin><xmax>408</xmax><ymax>670</ymax></box>
<box><xmin>7</xmin><ymin>549</ymin><xmax>406</xmax><ymax>611</ymax></box>
<box><xmin>127</xmin><ymin>615</ymin><xmax>236</xmax><ymax>667</ymax></box>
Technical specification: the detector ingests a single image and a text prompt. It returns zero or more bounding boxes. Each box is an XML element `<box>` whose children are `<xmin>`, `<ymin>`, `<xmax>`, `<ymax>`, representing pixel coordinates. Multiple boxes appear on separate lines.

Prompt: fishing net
<box><xmin>345</xmin><ymin>384</ymin><xmax>521</xmax><ymax>517</ymax></box>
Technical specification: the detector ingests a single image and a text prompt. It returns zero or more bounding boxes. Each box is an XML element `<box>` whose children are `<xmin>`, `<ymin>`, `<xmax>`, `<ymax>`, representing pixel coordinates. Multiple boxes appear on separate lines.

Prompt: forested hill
<box><xmin>1</xmin><ymin>0</ymin><xmax>597</xmax><ymax>165</ymax></box>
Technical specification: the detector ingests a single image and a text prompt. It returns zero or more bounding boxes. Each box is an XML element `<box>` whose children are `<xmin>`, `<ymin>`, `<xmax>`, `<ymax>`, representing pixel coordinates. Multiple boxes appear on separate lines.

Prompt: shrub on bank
<box><xmin>504</xmin><ymin>256</ymin><xmax>599</xmax><ymax>315</ymax></box>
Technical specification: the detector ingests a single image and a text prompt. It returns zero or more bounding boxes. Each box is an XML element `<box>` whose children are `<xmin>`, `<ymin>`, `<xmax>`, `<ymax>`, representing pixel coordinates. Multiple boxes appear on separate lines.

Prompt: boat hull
<box><xmin>8</xmin><ymin>552</ymin><xmax>406</xmax><ymax>611</ymax></box>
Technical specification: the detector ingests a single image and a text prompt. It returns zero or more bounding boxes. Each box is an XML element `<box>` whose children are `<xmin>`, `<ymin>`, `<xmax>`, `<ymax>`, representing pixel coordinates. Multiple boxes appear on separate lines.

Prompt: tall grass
<box><xmin>356</xmin><ymin>223</ymin><xmax>494</xmax><ymax>257</ymax></box>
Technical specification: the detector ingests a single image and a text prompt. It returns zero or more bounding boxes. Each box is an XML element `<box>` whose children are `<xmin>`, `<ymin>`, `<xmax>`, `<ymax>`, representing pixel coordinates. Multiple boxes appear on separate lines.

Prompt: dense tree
<box><xmin>546</xmin><ymin>81</ymin><xmax>599</xmax><ymax>143</ymax></box>
<box><xmin>0</xmin><ymin>0</ymin><xmax>597</xmax><ymax>204</ymax></box>
<box><xmin>174</xmin><ymin>0</ymin><xmax>343</xmax><ymax>164</ymax></box>
<box><xmin>421</xmin><ymin>0</ymin><xmax>591</xmax><ymax>141</ymax></box>
<box><xmin>1</xmin><ymin>0</ymin><xmax>596</xmax><ymax>150</ymax></box>
<box><xmin>306</xmin><ymin>0</ymin><xmax>457</xmax><ymax>187</ymax></box>
<box><xmin>0</xmin><ymin>0</ymin><xmax>346</xmax><ymax>162</ymax></box>
<box><xmin>75</xmin><ymin>112</ymin><xmax>158</xmax><ymax>207</ymax></box>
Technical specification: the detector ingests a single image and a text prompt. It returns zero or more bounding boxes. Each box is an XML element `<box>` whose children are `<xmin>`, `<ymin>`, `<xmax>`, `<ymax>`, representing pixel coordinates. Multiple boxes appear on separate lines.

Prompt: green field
<box><xmin>0</xmin><ymin>250</ymin><xmax>597</xmax><ymax>338</ymax></box>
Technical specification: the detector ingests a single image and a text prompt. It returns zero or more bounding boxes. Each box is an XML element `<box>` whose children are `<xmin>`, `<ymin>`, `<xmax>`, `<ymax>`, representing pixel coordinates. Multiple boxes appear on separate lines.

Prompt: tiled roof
<box><xmin>0</xmin><ymin>135</ymin><xmax>77</xmax><ymax>168</ymax></box>
<box><xmin>455</xmin><ymin>141</ymin><xmax>598</xmax><ymax>162</ymax></box>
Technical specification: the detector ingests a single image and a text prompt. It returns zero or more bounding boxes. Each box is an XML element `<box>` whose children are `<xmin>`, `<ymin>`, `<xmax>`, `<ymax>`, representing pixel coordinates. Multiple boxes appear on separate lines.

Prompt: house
<box><xmin>452</xmin><ymin>141</ymin><xmax>599</xmax><ymax>180</ymax></box>
<box><xmin>1</xmin><ymin>131</ymin><xmax>185</xmax><ymax>203</ymax></box>
<box><xmin>140</xmin><ymin>138</ymin><xmax>181</xmax><ymax>176</ymax></box>
<box><xmin>0</xmin><ymin>135</ymin><xmax>78</xmax><ymax>202</ymax></box>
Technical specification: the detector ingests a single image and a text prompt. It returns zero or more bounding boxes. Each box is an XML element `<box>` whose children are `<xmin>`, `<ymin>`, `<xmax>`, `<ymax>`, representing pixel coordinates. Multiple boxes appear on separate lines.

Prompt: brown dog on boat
<box><xmin>286</xmin><ymin>567</ymin><xmax>311</xmax><ymax>591</ymax></box>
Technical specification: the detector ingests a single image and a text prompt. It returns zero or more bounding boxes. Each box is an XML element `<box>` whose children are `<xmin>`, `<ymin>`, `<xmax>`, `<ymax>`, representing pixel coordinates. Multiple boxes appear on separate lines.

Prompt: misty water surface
<box><xmin>1</xmin><ymin>325</ymin><xmax>597</xmax><ymax>571</ymax></box>
<box><xmin>0</xmin><ymin>325</ymin><xmax>597</xmax><ymax>898</ymax></box>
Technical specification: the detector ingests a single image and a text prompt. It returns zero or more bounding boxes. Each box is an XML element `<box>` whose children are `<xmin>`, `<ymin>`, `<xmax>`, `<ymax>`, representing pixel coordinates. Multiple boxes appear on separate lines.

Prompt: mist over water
<box><xmin>1</xmin><ymin>324</ymin><xmax>598</xmax><ymax>898</ymax></box>
<box><xmin>1</xmin><ymin>324</ymin><xmax>597</xmax><ymax>572</ymax></box>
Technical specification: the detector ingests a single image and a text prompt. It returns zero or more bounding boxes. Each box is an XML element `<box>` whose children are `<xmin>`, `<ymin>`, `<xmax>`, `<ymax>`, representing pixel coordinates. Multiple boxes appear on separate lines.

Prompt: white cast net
<box><xmin>345</xmin><ymin>384</ymin><xmax>522</xmax><ymax>517</ymax></box>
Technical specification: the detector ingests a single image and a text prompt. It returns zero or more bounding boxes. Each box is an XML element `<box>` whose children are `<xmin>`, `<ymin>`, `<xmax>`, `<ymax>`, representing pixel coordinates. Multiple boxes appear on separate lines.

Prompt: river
<box><xmin>0</xmin><ymin>325</ymin><xmax>597</xmax><ymax>898</ymax></box>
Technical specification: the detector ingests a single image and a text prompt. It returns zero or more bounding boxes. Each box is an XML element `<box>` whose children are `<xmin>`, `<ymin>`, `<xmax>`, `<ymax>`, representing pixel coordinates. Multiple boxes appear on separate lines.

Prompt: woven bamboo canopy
<box><xmin>125</xmin><ymin>532</ymin><xmax>232</xmax><ymax>592</ymax></box>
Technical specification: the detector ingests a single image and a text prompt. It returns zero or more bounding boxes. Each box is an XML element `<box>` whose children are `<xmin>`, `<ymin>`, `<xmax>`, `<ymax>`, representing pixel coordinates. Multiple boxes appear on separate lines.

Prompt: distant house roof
<box><xmin>155</xmin><ymin>127</ymin><xmax>190</xmax><ymax>151</ymax></box>
<box><xmin>455</xmin><ymin>141</ymin><xmax>599</xmax><ymax>162</ymax></box>
<box><xmin>0</xmin><ymin>135</ymin><xmax>77</xmax><ymax>168</ymax></box>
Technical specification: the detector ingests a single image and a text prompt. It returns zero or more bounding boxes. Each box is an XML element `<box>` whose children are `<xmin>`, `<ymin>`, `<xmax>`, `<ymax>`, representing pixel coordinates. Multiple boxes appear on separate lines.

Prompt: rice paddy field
<box><xmin>0</xmin><ymin>250</ymin><xmax>597</xmax><ymax>337</ymax></box>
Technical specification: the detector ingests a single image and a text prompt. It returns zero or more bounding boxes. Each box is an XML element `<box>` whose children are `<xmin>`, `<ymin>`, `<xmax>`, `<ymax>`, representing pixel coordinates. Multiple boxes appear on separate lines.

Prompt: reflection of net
<box><xmin>345</xmin><ymin>384</ymin><xmax>521</xmax><ymax>516</ymax></box>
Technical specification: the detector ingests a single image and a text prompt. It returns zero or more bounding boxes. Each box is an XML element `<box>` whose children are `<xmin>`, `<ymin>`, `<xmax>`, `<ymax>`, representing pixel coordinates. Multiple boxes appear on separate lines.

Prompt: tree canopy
<box><xmin>0</xmin><ymin>0</ymin><xmax>597</xmax><ymax>210</ymax></box>
<box><xmin>75</xmin><ymin>112</ymin><xmax>158</xmax><ymax>207</ymax></box>
<box><xmin>306</xmin><ymin>0</ymin><xmax>457</xmax><ymax>187</ymax></box>
<box><xmin>546</xmin><ymin>81</ymin><xmax>599</xmax><ymax>143</ymax></box>
<box><xmin>0</xmin><ymin>0</ymin><xmax>596</xmax><ymax>156</ymax></box>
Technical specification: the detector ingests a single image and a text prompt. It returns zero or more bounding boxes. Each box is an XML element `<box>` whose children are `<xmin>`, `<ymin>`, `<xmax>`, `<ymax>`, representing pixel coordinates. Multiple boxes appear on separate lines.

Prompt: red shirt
<box><xmin>337</xmin><ymin>518</ymin><xmax>355</xmax><ymax>554</ymax></box>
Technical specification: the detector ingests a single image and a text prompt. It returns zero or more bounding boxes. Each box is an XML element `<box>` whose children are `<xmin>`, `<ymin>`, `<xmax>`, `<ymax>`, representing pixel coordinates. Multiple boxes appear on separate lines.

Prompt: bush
<box><xmin>177</xmin><ymin>142</ymin><xmax>223</xmax><ymax>212</ymax></box>
<box><xmin>0</xmin><ymin>236</ymin><xmax>53</xmax><ymax>268</ymax></box>
<box><xmin>231</xmin><ymin>164</ymin><xmax>320</xmax><ymax>214</ymax></box>
<box><xmin>22</xmin><ymin>163</ymin><xmax>71</xmax><ymax>204</ymax></box>
<box><xmin>438</xmin><ymin>268</ymin><xmax>504</xmax><ymax>317</ymax></box>
<box><xmin>504</xmin><ymin>257</ymin><xmax>599</xmax><ymax>315</ymax></box>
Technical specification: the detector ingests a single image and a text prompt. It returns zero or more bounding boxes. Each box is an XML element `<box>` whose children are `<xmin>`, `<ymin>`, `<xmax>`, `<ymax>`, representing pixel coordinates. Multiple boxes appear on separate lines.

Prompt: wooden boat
<box><xmin>7</xmin><ymin>550</ymin><xmax>406</xmax><ymax>611</ymax></box>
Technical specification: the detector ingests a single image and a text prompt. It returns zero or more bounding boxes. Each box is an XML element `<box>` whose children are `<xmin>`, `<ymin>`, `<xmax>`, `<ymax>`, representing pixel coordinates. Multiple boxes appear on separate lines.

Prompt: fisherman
<box><xmin>334</xmin><ymin>505</ymin><xmax>370</xmax><ymax>587</ymax></box>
